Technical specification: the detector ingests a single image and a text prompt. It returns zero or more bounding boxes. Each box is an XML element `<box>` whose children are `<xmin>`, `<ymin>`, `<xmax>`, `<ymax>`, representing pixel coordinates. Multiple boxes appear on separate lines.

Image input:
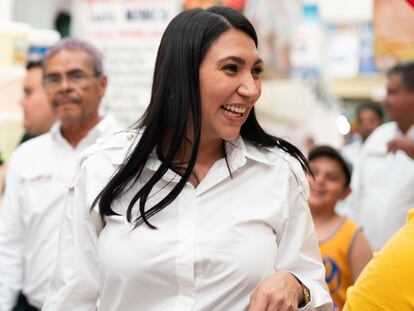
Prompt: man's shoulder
<box><xmin>11</xmin><ymin>133</ymin><xmax>54</xmax><ymax>160</ymax></box>
<box><xmin>96</xmin><ymin>114</ymin><xmax>123</xmax><ymax>137</ymax></box>
<box><xmin>368</xmin><ymin>122</ymin><xmax>397</xmax><ymax>139</ymax></box>
<box><xmin>361</xmin><ymin>122</ymin><xmax>397</xmax><ymax>152</ymax></box>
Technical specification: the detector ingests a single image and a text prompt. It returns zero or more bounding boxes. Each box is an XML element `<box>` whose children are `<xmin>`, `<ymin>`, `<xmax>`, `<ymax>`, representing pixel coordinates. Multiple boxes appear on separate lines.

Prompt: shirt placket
<box><xmin>173</xmin><ymin>184</ymin><xmax>197</xmax><ymax>311</ymax></box>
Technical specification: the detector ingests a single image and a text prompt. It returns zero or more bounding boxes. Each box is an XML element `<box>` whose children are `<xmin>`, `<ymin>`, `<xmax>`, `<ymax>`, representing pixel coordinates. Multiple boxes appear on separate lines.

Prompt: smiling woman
<box><xmin>199</xmin><ymin>29</ymin><xmax>263</xmax><ymax>145</ymax></box>
<box><xmin>43</xmin><ymin>6</ymin><xmax>332</xmax><ymax>311</ymax></box>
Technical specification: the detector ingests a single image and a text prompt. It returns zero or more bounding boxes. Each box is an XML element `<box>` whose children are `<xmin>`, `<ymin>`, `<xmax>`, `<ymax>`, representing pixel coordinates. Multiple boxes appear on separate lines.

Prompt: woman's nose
<box><xmin>237</xmin><ymin>76</ymin><xmax>260</xmax><ymax>101</ymax></box>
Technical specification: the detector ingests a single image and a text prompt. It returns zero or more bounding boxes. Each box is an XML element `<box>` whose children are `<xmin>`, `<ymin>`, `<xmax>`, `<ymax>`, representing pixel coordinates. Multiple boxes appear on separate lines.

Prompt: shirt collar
<box><xmin>144</xmin><ymin>135</ymin><xmax>273</xmax><ymax>181</ymax></box>
<box><xmin>50</xmin><ymin>114</ymin><xmax>119</xmax><ymax>143</ymax></box>
<box><xmin>393</xmin><ymin>122</ymin><xmax>414</xmax><ymax>139</ymax></box>
<box><xmin>225</xmin><ymin>135</ymin><xmax>273</xmax><ymax>169</ymax></box>
<box><xmin>407</xmin><ymin>124</ymin><xmax>414</xmax><ymax>139</ymax></box>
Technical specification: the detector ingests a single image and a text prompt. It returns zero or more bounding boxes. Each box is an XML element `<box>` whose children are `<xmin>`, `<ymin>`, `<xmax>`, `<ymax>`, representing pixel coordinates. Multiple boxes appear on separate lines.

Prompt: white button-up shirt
<box><xmin>44</xmin><ymin>132</ymin><xmax>331</xmax><ymax>311</ymax></box>
<box><xmin>0</xmin><ymin>115</ymin><xmax>121</xmax><ymax>310</ymax></box>
<box><xmin>341</xmin><ymin>138</ymin><xmax>363</xmax><ymax>168</ymax></box>
<box><xmin>346</xmin><ymin>122</ymin><xmax>414</xmax><ymax>250</ymax></box>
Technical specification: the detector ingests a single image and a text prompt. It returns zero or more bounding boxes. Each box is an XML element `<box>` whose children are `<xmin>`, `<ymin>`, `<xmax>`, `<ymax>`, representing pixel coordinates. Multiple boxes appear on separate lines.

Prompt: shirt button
<box><xmin>127</xmin><ymin>134</ymin><xmax>135</xmax><ymax>141</ymax></box>
<box><xmin>196</xmin><ymin>271</ymin><xmax>204</xmax><ymax>278</ymax></box>
<box><xmin>96</xmin><ymin>137</ymin><xmax>105</xmax><ymax>145</ymax></box>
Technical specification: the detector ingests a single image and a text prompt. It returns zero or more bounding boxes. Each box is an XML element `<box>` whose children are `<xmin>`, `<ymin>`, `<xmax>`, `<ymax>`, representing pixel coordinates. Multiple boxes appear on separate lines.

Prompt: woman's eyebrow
<box><xmin>218</xmin><ymin>56</ymin><xmax>264</xmax><ymax>65</ymax></box>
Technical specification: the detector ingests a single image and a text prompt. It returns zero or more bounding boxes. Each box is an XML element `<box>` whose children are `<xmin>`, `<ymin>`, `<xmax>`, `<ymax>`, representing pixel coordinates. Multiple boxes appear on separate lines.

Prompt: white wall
<box><xmin>0</xmin><ymin>0</ymin><xmax>13</xmax><ymax>22</ymax></box>
<box><xmin>13</xmin><ymin>0</ymin><xmax>71</xmax><ymax>29</ymax></box>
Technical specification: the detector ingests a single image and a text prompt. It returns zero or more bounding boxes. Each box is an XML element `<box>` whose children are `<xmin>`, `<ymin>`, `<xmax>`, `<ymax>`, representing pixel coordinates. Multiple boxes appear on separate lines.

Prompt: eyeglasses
<box><xmin>43</xmin><ymin>69</ymin><xmax>99</xmax><ymax>90</ymax></box>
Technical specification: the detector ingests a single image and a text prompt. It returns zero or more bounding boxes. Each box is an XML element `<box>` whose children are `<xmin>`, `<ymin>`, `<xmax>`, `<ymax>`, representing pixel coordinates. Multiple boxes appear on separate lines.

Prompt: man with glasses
<box><xmin>0</xmin><ymin>38</ymin><xmax>120</xmax><ymax>310</ymax></box>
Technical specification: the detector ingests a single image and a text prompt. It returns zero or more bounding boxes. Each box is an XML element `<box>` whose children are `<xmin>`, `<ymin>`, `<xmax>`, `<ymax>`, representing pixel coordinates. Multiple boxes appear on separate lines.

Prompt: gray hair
<box><xmin>42</xmin><ymin>37</ymin><xmax>104</xmax><ymax>76</ymax></box>
<box><xmin>387</xmin><ymin>62</ymin><xmax>414</xmax><ymax>92</ymax></box>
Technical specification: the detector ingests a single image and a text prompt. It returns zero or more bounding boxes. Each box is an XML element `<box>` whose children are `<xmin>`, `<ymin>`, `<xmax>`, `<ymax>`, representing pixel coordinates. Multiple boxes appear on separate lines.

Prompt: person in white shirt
<box><xmin>346</xmin><ymin>62</ymin><xmax>414</xmax><ymax>251</ymax></box>
<box><xmin>341</xmin><ymin>103</ymin><xmax>383</xmax><ymax>167</ymax></box>
<box><xmin>44</xmin><ymin>7</ymin><xmax>331</xmax><ymax>311</ymax></box>
<box><xmin>19</xmin><ymin>60</ymin><xmax>56</xmax><ymax>143</ymax></box>
<box><xmin>0</xmin><ymin>38</ymin><xmax>120</xmax><ymax>310</ymax></box>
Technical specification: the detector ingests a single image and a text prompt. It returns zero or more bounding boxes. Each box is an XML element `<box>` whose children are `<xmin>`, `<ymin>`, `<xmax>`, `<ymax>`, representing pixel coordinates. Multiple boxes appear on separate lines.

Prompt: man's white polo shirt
<box><xmin>0</xmin><ymin>115</ymin><xmax>121</xmax><ymax>310</ymax></box>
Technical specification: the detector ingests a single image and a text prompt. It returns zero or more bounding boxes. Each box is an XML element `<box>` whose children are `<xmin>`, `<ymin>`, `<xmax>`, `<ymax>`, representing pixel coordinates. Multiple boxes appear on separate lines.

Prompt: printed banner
<box><xmin>71</xmin><ymin>0</ymin><xmax>182</xmax><ymax>126</ymax></box>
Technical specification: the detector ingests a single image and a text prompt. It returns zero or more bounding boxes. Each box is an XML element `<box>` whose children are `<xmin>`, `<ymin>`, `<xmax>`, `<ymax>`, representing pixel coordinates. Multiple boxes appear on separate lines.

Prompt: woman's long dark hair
<box><xmin>95</xmin><ymin>6</ymin><xmax>310</xmax><ymax>229</ymax></box>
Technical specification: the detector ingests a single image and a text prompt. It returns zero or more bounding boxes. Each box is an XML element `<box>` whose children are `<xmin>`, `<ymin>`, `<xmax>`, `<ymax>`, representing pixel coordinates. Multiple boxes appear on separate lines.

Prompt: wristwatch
<box><xmin>298</xmin><ymin>282</ymin><xmax>311</xmax><ymax>307</ymax></box>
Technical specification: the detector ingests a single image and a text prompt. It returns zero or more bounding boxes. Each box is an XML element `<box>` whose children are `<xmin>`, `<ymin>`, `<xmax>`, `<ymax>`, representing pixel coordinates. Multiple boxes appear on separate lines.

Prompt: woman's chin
<box><xmin>221</xmin><ymin>129</ymin><xmax>241</xmax><ymax>141</ymax></box>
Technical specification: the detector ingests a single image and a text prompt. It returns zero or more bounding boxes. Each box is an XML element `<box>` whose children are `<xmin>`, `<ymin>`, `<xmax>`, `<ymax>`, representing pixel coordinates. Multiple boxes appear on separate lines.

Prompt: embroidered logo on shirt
<box><xmin>21</xmin><ymin>174</ymin><xmax>53</xmax><ymax>185</ymax></box>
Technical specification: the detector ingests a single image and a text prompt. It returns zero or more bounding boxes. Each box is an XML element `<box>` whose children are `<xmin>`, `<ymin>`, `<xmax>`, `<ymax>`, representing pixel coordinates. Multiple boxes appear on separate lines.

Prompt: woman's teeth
<box><xmin>221</xmin><ymin>105</ymin><xmax>246</xmax><ymax>116</ymax></box>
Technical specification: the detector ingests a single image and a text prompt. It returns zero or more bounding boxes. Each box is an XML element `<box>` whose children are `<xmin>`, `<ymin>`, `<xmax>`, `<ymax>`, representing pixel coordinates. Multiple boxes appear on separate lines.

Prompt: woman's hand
<box><xmin>248</xmin><ymin>271</ymin><xmax>304</xmax><ymax>311</ymax></box>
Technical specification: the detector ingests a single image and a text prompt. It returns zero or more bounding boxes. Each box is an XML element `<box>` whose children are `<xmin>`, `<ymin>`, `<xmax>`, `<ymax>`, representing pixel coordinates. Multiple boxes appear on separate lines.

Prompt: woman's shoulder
<box><xmin>79</xmin><ymin>130</ymin><xmax>141</xmax><ymax>169</ymax></box>
<box><xmin>244</xmin><ymin>140</ymin><xmax>309</xmax><ymax>196</ymax></box>
<box><xmin>69</xmin><ymin>130</ymin><xmax>142</xmax><ymax>189</ymax></box>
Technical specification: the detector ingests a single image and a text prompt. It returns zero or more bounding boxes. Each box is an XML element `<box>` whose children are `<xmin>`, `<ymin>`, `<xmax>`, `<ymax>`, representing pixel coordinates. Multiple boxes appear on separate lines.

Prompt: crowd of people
<box><xmin>0</xmin><ymin>5</ymin><xmax>413</xmax><ymax>311</ymax></box>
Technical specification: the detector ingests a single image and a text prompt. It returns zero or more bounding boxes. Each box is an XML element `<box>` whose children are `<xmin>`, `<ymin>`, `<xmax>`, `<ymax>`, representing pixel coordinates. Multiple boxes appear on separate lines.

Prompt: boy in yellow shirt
<box><xmin>307</xmin><ymin>146</ymin><xmax>373</xmax><ymax>310</ymax></box>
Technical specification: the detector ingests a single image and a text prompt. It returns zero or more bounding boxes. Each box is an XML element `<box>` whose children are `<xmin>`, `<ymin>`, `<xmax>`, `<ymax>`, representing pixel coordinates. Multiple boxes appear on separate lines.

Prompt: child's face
<box><xmin>307</xmin><ymin>156</ymin><xmax>351</xmax><ymax>212</ymax></box>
